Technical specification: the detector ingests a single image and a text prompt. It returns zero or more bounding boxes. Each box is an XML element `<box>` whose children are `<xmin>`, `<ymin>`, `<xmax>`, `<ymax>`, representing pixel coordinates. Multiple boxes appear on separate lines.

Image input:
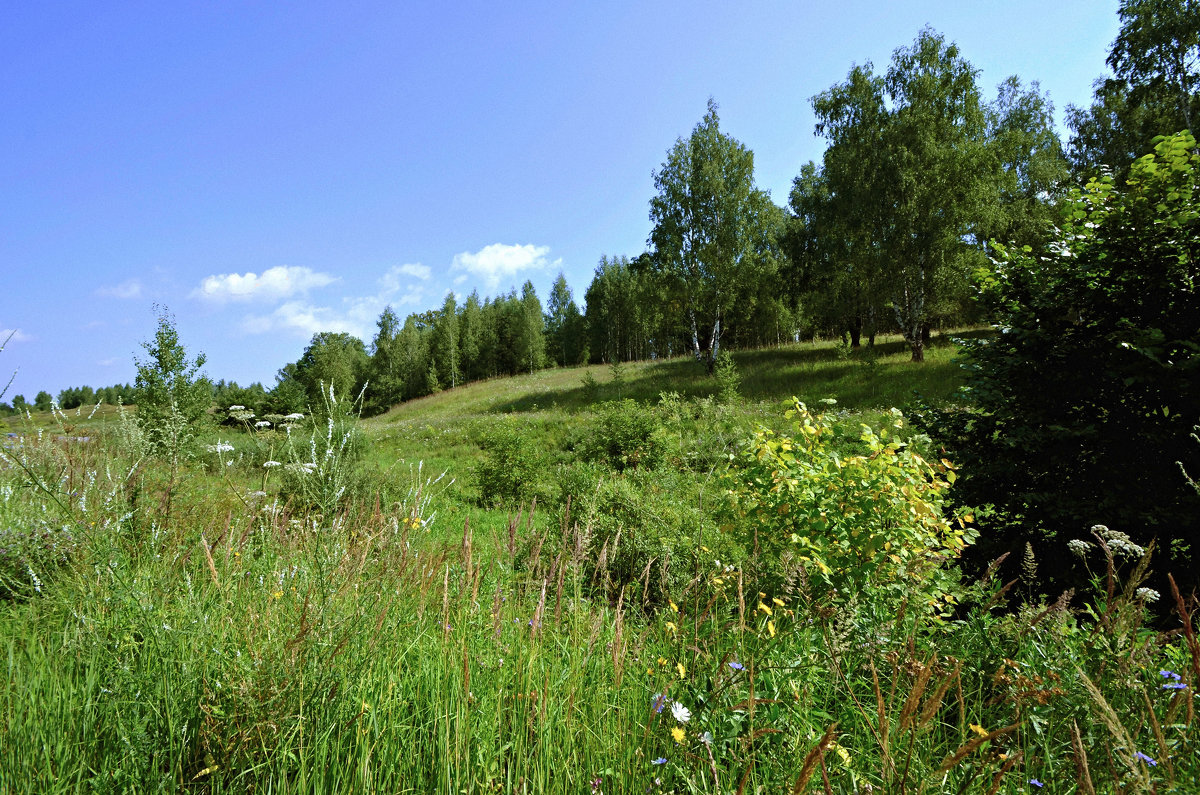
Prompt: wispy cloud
<box><xmin>97</xmin><ymin>279</ymin><xmax>143</xmax><ymax>299</ymax></box>
<box><xmin>238</xmin><ymin>267</ymin><xmax>428</xmax><ymax>339</ymax></box>
<box><xmin>1</xmin><ymin>328</ymin><xmax>32</xmax><ymax>344</ymax></box>
<box><xmin>192</xmin><ymin>266</ymin><xmax>337</xmax><ymax>304</ymax></box>
<box><xmin>451</xmin><ymin>243</ymin><xmax>558</xmax><ymax>290</ymax></box>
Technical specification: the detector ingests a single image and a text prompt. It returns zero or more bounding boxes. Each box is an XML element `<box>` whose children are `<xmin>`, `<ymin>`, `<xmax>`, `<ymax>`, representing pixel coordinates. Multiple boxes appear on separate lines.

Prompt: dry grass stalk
<box><xmin>1070</xmin><ymin>720</ymin><xmax>1097</xmax><ymax>795</ymax></box>
<box><xmin>918</xmin><ymin>659</ymin><xmax>961</xmax><ymax>729</ymax></box>
<box><xmin>983</xmin><ymin>750</ymin><xmax>1022</xmax><ymax>795</ymax></box>
<box><xmin>1168</xmin><ymin>573</ymin><xmax>1200</xmax><ymax>709</ymax></box>
<box><xmin>792</xmin><ymin>722</ymin><xmax>838</xmax><ymax>795</ymax></box>
<box><xmin>461</xmin><ymin>516</ymin><xmax>472</xmax><ymax>575</ymax></box>
<box><xmin>531</xmin><ymin>578</ymin><xmax>547</xmax><ymax>637</ymax></box>
<box><xmin>611</xmin><ymin>586</ymin><xmax>626</xmax><ymax>688</ymax></box>
<box><xmin>200</xmin><ymin>534</ymin><xmax>220</xmax><ymax>587</ymax></box>
<box><xmin>1021</xmin><ymin>588</ymin><xmax>1074</xmax><ymax>636</ymax></box>
<box><xmin>936</xmin><ymin>723</ymin><xmax>1018</xmax><ymax>772</ymax></box>
<box><xmin>870</xmin><ymin>660</ymin><xmax>892</xmax><ymax>777</ymax></box>
<box><xmin>1141</xmin><ymin>689</ymin><xmax>1174</xmax><ymax>783</ymax></box>
<box><xmin>898</xmin><ymin>655</ymin><xmax>935</xmax><ymax>731</ymax></box>
<box><xmin>1078</xmin><ymin>669</ymin><xmax>1149</xmax><ymax>789</ymax></box>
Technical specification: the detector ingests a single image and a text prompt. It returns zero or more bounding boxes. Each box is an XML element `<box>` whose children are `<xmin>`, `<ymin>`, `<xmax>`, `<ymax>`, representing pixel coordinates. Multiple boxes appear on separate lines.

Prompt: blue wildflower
<box><xmin>651</xmin><ymin>757</ymin><xmax>667</xmax><ymax>765</ymax></box>
<box><xmin>728</xmin><ymin>661</ymin><xmax>745</xmax><ymax>670</ymax></box>
<box><xmin>1029</xmin><ymin>780</ymin><xmax>1044</xmax><ymax>788</ymax></box>
<box><xmin>652</xmin><ymin>693</ymin><xmax>668</xmax><ymax>714</ymax></box>
<box><xmin>1134</xmin><ymin>751</ymin><xmax>1157</xmax><ymax>766</ymax></box>
<box><xmin>1160</xmin><ymin>669</ymin><xmax>1182</xmax><ymax>681</ymax></box>
<box><xmin>1162</xmin><ymin>682</ymin><xmax>1188</xmax><ymax>690</ymax></box>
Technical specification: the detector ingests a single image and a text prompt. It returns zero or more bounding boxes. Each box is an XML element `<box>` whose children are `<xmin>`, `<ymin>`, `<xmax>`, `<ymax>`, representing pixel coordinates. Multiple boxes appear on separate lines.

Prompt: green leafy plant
<box><xmin>580</xmin><ymin>399</ymin><xmax>666</xmax><ymax>472</ymax></box>
<box><xmin>723</xmin><ymin>398</ymin><xmax>975</xmax><ymax>607</ymax></box>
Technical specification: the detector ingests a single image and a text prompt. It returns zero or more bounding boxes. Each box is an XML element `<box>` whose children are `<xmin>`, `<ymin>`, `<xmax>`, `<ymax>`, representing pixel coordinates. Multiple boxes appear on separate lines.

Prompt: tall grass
<box><xmin>2</xmin><ymin>333</ymin><xmax>1197</xmax><ymax>792</ymax></box>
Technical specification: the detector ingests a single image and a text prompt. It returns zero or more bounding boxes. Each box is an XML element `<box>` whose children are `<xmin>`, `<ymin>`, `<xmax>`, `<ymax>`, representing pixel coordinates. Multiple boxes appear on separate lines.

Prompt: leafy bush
<box><xmin>579</xmin><ymin>399</ymin><xmax>666</xmax><ymax>472</ymax></box>
<box><xmin>474</xmin><ymin>420</ymin><xmax>545</xmax><ymax>507</ymax></box>
<box><xmin>722</xmin><ymin>398</ymin><xmax>975</xmax><ymax>607</ymax></box>
<box><xmin>922</xmin><ymin>131</ymin><xmax>1200</xmax><ymax>599</ymax></box>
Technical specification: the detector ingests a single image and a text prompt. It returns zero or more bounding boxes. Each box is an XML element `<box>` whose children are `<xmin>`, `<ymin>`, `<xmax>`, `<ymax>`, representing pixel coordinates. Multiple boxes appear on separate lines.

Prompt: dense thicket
<box><xmin>919</xmin><ymin>131</ymin><xmax>1200</xmax><ymax>598</ymax></box>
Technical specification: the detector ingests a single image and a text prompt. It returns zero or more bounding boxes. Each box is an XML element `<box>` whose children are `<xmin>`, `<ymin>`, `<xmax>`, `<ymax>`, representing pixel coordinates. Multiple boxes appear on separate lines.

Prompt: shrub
<box><xmin>722</xmin><ymin>398</ymin><xmax>975</xmax><ymax>608</ymax></box>
<box><xmin>474</xmin><ymin>421</ymin><xmax>544</xmax><ymax>507</ymax></box>
<box><xmin>923</xmin><ymin>131</ymin><xmax>1200</xmax><ymax>600</ymax></box>
<box><xmin>580</xmin><ymin>399</ymin><xmax>666</xmax><ymax>472</ymax></box>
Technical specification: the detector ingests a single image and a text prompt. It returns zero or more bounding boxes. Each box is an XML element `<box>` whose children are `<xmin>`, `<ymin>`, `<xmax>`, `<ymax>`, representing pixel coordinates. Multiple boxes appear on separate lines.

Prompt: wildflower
<box><xmin>665</xmin><ymin>621</ymin><xmax>677</xmax><ymax>634</ymax></box>
<box><xmin>757</xmin><ymin>601</ymin><xmax>773</xmax><ymax>616</ymax></box>
<box><xmin>255</xmin><ymin>420</ymin><xmax>271</xmax><ymax>428</ymax></box>
<box><xmin>671</xmin><ymin>727</ymin><xmax>685</xmax><ymax>743</ymax></box>
<box><xmin>652</xmin><ymin>693</ymin><xmax>668</xmax><ymax>714</ymax></box>
<box><xmin>767</xmin><ymin>620</ymin><xmax>776</xmax><ymax>638</ymax></box>
<box><xmin>969</xmin><ymin>723</ymin><xmax>989</xmax><ymax>738</ymax></box>
<box><xmin>651</xmin><ymin>757</ymin><xmax>667</xmax><ymax>766</ymax></box>
<box><xmin>284</xmin><ymin>412</ymin><xmax>304</xmax><ymax>421</ymax></box>
<box><xmin>728</xmin><ymin>661</ymin><xmax>744</xmax><ymax>671</ymax></box>
<box><xmin>671</xmin><ymin>701</ymin><xmax>691</xmax><ymax>723</ymax></box>
<box><xmin>1136</xmin><ymin>587</ymin><xmax>1160</xmax><ymax>603</ymax></box>
<box><xmin>668</xmin><ymin>599</ymin><xmax>679</xmax><ymax>612</ymax></box>
<box><xmin>228</xmin><ymin>405</ymin><xmax>246</xmax><ymax>411</ymax></box>
<box><xmin>1067</xmin><ymin>539</ymin><xmax>1093</xmax><ymax>558</ymax></box>
<box><xmin>1133</xmin><ymin>751</ymin><xmax>1157</xmax><ymax>766</ymax></box>
<box><xmin>1029</xmin><ymin>779</ymin><xmax>1044</xmax><ymax>788</ymax></box>
<box><xmin>1163</xmin><ymin>681</ymin><xmax>1188</xmax><ymax>690</ymax></box>
<box><xmin>700</xmin><ymin>731</ymin><xmax>713</xmax><ymax>745</ymax></box>
<box><xmin>676</xmin><ymin>662</ymin><xmax>686</xmax><ymax>679</ymax></box>
<box><xmin>1160</xmin><ymin>669</ymin><xmax>1182</xmax><ymax>680</ymax></box>
<box><xmin>263</xmin><ymin>460</ymin><xmax>281</xmax><ymax>468</ymax></box>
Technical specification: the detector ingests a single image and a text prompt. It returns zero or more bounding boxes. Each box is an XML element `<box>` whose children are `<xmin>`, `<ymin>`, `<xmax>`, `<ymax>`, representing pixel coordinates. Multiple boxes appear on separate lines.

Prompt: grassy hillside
<box><xmin>1</xmin><ymin>330</ymin><xmax>1196</xmax><ymax>793</ymax></box>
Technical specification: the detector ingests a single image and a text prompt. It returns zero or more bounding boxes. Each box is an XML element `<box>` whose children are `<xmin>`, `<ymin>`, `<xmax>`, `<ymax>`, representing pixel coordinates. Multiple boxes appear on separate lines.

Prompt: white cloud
<box><xmin>235</xmin><ymin>262</ymin><xmax>431</xmax><ymax>340</ymax></box>
<box><xmin>396</xmin><ymin>263</ymin><xmax>431</xmax><ymax>280</ymax></box>
<box><xmin>451</xmin><ymin>243</ymin><xmax>558</xmax><ymax>290</ymax></box>
<box><xmin>1</xmin><ymin>328</ymin><xmax>32</xmax><ymax>344</ymax></box>
<box><xmin>192</xmin><ymin>266</ymin><xmax>337</xmax><ymax>303</ymax></box>
<box><xmin>97</xmin><ymin>279</ymin><xmax>143</xmax><ymax>299</ymax></box>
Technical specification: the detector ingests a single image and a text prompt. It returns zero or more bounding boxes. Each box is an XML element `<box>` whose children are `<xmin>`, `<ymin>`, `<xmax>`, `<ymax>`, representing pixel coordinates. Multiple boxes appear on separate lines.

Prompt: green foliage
<box><xmin>929</xmin><ymin>130</ymin><xmax>1200</xmax><ymax>598</ymax></box>
<box><xmin>723</xmin><ymin>398</ymin><xmax>975</xmax><ymax>606</ymax></box>
<box><xmin>1068</xmin><ymin>0</ymin><xmax>1199</xmax><ymax>176</ymax></box>
<box><xmin>293</xmin><ymin>331</ymin><xmax>369</xmax><ymax>409</ymax></box>
<box><xmin>649</xmin><ymin>99</ymin><xmax>783</xmax><ymax>369</ymax></box>
<box><xmin>712</xmin><ymin>350</ymin><xmax>741</xmax><ymax>404</ymax></box>
<box><xmin>474</xmin><ymin>421</ymin><xmax>545</xmax><ymax>507</ymax></box>
<box><xmin>133</xmin><ymin>308</ymin><xmax>212</xmax><ymax>459</ymax></box>
<box><xmin>579</xmin><ymin>399</ymin><xmax>666</xmax><ymax>472</ymax></box>
<box><xmin>806</xmin><ymin>29</ymin><xmax>1021</xmax><ymax>361</ymax></box>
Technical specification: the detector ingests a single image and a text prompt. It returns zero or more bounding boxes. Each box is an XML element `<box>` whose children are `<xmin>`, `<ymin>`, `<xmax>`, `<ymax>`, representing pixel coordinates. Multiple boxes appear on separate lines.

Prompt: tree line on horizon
<box><xmin>3</xmin><ymin>2</ymin><xmax>1195</xmax><ymax>420</ymax></box>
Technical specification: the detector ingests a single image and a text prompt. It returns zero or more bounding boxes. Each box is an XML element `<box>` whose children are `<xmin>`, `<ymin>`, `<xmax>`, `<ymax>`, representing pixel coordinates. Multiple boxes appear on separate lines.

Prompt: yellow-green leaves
<box><xmin>723</xmin><ymin>398</ymin><xmax>975</xmax><ymax>605</ymax></box>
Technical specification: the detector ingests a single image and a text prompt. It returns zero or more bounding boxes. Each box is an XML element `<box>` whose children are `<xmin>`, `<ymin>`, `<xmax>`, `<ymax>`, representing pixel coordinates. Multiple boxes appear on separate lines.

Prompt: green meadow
<box><xmin>1</xmin><ymin>335</ymin><xmax>1196</xmax><ymax>793</ymax></box>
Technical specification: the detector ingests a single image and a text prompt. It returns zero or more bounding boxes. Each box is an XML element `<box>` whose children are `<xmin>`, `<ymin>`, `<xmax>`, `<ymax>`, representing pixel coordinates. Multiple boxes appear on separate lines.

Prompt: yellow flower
<box><xmin>767</xmin><ymin>620</ymin><xmax>776</xmax><ymax>638</ymax></box>
<box><xmin>772</xmin><ymin>597</ymin><xmax>785</xmax><ymax>607</ymax></box>
<box><xmin>669</xmin><ymin>600</ymin><xmax>679</xmax><ymax>613</ymax></box>
<box><xmin>757</xmin><ymin>602</ymin><xmax>773</xmax><ymax>616</ymax></box>
<box><xmin>657</xmin><ymin>657</ymin><xmax>668</xmax><ymax>666</ymax></box>
<box><xmin>665</xmin><ymin>621</ymin><xmax>678</xmax><ymax>635</ymax></box>
<box><xmin>676</xmin><ymin>662</ymin><xmax>686</xmax><ymax>679</ymax></box>
<box><xmin>969</xmin><ymin>724</ymin><xmax>989</xmax><ymax>738</ymax></box>
<box><xmin>671</xmin><ymin>727</ymin><xmax>686</xmax><ymax>743</ymax></box>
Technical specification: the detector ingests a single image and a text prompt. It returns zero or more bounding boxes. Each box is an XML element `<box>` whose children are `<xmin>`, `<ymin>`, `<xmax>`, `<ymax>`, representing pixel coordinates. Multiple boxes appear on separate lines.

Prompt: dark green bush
<box><xmin>474</xmin><ymin>421</ymin><xmax>545</xmax><ymax>507</ymax></box>
<box><xmin>579</xmin><ymin>399</ymin><xmax>666</xmax><ymax>472</ymax></box>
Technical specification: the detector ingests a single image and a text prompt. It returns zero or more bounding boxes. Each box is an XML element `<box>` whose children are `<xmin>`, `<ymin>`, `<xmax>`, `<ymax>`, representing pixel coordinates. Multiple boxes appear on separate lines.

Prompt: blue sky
<box><xmin>2</xmin><ymin>1</ymin><xmax>1119</xmax><ymax>400</ymax></box>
